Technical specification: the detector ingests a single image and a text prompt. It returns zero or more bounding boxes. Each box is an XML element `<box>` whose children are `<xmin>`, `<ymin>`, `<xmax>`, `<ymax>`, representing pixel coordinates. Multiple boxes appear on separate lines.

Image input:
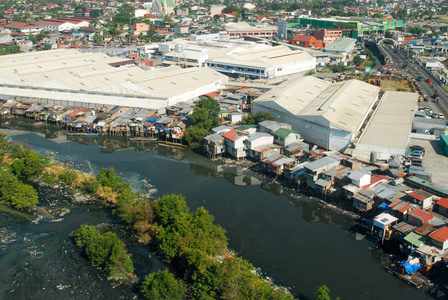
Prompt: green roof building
<box><xmin>298</xmin><ymin>17</ymin><xmax>403</xmax><ymax>39</ymax></box>
<box><xmin>403</xmin><ymin>232</ymin><xmax>426</xmax><ymax>248</ymax></box>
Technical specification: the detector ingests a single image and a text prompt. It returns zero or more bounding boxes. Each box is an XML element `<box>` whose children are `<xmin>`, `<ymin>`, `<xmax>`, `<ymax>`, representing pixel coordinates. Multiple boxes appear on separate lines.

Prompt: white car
<box><xmin>409</xmin><ymin>153</ymin><xmax>423</xmax><ymax>160</ymax></box>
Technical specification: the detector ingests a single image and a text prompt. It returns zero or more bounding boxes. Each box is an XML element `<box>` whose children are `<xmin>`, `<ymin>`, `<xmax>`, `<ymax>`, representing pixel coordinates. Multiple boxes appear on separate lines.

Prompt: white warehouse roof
<box><xmin>254</xmin><ymin>76</ymin><xmax>379</xmax><ymax>133</ymax></box>
<box><xmin>355</xmin><ymin>91</ymin><xmax>418</xmax><ymax>156</ymax></box>
<box><xmin>207</xmin><ymin>45</ymin><xmax>314</xmax><ymax>69</ymax></box>
<box><xmin>0</xmin><ymin>49</ymin><xmax>227</xmax><ymax>110</ymax></box>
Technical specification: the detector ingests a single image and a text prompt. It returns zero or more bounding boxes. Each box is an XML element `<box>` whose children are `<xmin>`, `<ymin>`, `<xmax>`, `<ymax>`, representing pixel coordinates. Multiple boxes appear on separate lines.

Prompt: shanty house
<box><xmin>407</xmin><ymin>209</ymin><xmax>434</xmax><ymax>227</ymax></box>
<box><xmin>245</xmin><ymin>132</ymin><xmax>274</xmax><ymax>158</ymax></box>
<box><xmin>352</xmin><ymin>189</ymin><xmax>375</xmax><ymax>212</ymax></box>
<box><xmin>428</xmin><ymin>227</ymin><xmax>448</xmax><ymax>250</ymax></box>
<box><xmin>408</xmin><ymin>189</ymin><xmax>434</xmax><ymax>210</ymax></box>
<box><xmin>251</xmin><ymin>144</ymin><xmax>281</xmax><ymax>161</ymax></box>
<box><xmin>403</xmin><ymin>232</ymin><xmax>426</xmax><ymax>249</ymax></box>
<box><xmin>267</xmin><ymin>156</ymin><xmax>295</xmax><ymax>177</ymax></box>
<box><xmin>304</xmin><ymin>156</ymin><xmax>340</xmax><ymax>182</ymax></box>
<box><xmin>436</xmin><ymin>198</ymin><xmax>448</xmax><ymax>217</ymax></box>
<box><xmin>372</xmin><ymin>213</ymin><xmax>398</xmax><ymax>241</ymax></box>
<box><xmin>348</xmin><ymin>170</ymin><xmax>371</xmax><ymax>188</ymax></box>
<box><xmin>258</xmin><ymin>120</ymin><xmax>291</xmax><ymax>134</ymax></box>
<box><xmin>223</xmin><ymin>129</ymin><xmax>248</xmax><ymax>159</ymax></box>
<box><xmin>203</xmin><ymin>133</ymin><xmax>226</xmax><ymax>158</ymax></box>
<box><xmin>273</xmin><ymin>128</ymin><xmax>301</xmax><ymax>147</ymax></box>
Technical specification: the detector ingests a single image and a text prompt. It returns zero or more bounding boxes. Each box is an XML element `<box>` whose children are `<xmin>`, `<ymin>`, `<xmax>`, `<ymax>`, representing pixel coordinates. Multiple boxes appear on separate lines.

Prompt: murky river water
<box><xmin>0</xmin><ymin>118</ymin><xmax>435</xmax><ymax>300</ymax></box>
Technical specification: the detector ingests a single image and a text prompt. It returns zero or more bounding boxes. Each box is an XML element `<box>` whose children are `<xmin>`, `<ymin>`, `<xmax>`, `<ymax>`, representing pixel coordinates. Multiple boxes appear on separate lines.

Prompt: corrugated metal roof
<box><xmin>378</xmin><ymin>189</ymin><xmax>396</xmax><ymax>199</ymax></box>
<box><xmin>272</xmin><ymin>157</ymin><xmax>294</xmax><ymax>167</ymax></box>
<box><xmin>404</xmin><ymin>232</ymin><xmax>426</xmax><ymax>247</ymax></box>
<box><xmin>305</xmin><ymin>156</ymin><xmax>339</xmax><ymax>171</ymax></box>
<box><xmin>204</xmin><ymin>132</ymin><xmax>224</xmax><ymax>143</ymax></box>
<box><xmin>273</xmin><ymin>128</ymin><xmax>300</xmax><ymax>139</ymax></box>
<box><xmin>393</xmin><ymin>222</ymin><xmax>416</xmax><ymax>235</ymax></box>
<box><xmin>429</xmin><ymin>226</ymin><xmax>448</xmax><ymax>243</ymax></box>
<box><xmin>409</xmin><ymin>209</ymin><xmax>433</xmax><ymax>222</ymax></box>
<box><xmin>324</xmin><ymin>37</ymin><xmax>356</xmax><ymax>52</ymax></box>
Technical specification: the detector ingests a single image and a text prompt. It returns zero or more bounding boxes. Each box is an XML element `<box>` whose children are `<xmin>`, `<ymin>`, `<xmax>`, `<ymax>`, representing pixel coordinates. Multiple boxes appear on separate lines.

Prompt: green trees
<box><xmin>11</xmin><ymin>182</ymin><xmax>38</xmax><ymax>209</ymax></box>
<box><xmin>22</xmin><ymin>150</ymin><xmax>50</xmax><ymax>179</ymax></box>
<box><xmin>0</xmin><ymin>138</ymin><xmax>42</xmax><ymax>210</ymax></box>
<box><xmin>74</xmin><ymin>224</ymin><xmax>134</xmax><ymax>279</ymax></box>
<box><xmin>0</xmin><ymin>45</ymin><xmax>22</xmax><ymax>56</ymax></box>
<box><xmin>141</xmin><ymin>270</ymin><xmax>186</xmax><ymax>300</ymax></box>
<box><xmin>410</xmin><ymin>27</ymin><xmax>427</xmax><ymax>36</ymax></box>
<box><xmin>93</xmin><ymin>32</ymin><xmax>103</xmax><ymax>44</ymax></box>
<box><xmin>59</xmin><ymin>169</ymin><xmax>78</xmax><ymax>186</ymax></box>
<box><xmin>185</xmin><ymin>97</ymin><xmax>221</xmax><ymax>147</ymax></box>
<box><xmin>97</xmin><ymin>168</ymin><xmax>127</xmax><ymax>190</ymax></box>
<box><xmin>89</xmin><ymin>9</ymin><xmax>101</xmax><ymax>18</ymax></box>
<box><xmin>314</xmin><ymin>285</ymin><xmax>336</xmax><ymax>300</ymax></box>
<box><xmin>242</xmin><ymin>111</ymin><xmax>276</xmax><ymax>125</ymax></box>
<box><xmin>0</xmin><ymin>166</ymin><xmax>38</xmax><ymax>209</ymax></box>
<box><xmin>151</xmin><ymin>194</ymin><xmax>227</xmax><ymax>259</ymax></box>
<box><xmin>353</xmin><ymin>55</ymin><xmax>363</xmax><ymax>66</ymax></box>
<box><xmin>141</xmin><ymin>194</ymin><xmax>293</xmax><ymax>300</ymax></box>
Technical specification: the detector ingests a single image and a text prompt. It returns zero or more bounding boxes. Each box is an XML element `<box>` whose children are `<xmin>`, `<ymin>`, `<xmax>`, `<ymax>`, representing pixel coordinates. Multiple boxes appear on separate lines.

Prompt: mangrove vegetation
<box><xmin>74</xmin><ymin>224</ymin><xmax>135</xmax><ymax>280</ymax></box>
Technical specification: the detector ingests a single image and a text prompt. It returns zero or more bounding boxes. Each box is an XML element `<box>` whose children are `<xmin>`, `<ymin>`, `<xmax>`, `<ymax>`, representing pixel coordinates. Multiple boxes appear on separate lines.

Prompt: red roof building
<box><xmin>437</xmin><ymin>198</ymin><xmax>448</xmax><ymax>217</ymax></box>
<box><xmin>408</xmin><ymin>189</ymin><xmax>434</xmax><ymax>210</ymax></box>
<box><xmin>222</xmin><ymin>129</ymin><xmax>248</xmax><ymax>159</ymax></box>
<box><xmin>407</xmin><ymin>208</ymin><xmax>434</xmax><ymax>226</ymax></box>
<box><xmin>428</xmin><ymin>226</ymin><xmax>448</xmax><ymax>249</ymax></box>
<box><xmin>4</xmin><ymin>22</ymin><xmax>41</xmax><ymax>34</ymax></box>
<box><xmin>290</xmin><ymin>34</ymin><xmax>323</xmax><ymax>49</ymax></box>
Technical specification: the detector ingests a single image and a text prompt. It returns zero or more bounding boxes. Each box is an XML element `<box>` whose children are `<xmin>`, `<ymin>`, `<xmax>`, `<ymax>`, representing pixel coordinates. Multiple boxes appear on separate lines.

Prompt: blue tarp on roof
<box><xmin>401</xmin><ymin>261</ymin><xmax>421</xmax><ymax>274</ymax></box>
<box><xmin>145</xmin><ymin>117</ymin><xmax>158</xmax><ymax>123</ymax></box>
<box><xmin>380</xmin><ymin>201</ymin><xmax>391</xmax><ymax>209</ymax></box>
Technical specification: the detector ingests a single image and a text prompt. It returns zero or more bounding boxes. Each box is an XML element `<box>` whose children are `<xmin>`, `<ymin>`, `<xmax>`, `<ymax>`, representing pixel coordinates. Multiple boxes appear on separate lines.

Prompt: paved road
<box><xmin>378</xmin><ymin>42</ymin><xmax>448</xmax><ymax>119</ymax></box>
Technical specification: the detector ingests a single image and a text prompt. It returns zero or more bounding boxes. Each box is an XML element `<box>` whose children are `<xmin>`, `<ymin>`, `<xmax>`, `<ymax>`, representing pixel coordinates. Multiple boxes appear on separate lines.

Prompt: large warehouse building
<box><xmin>353</xmin><ymin>91</ymin><xmax>418</xmax><ymax>160</ymax></box>
<box><xmin>206</xmin><ymin>45</ymin><xmax>316</xmax><ymax>80</ymax></box>
<box><xmin>0</xmin><ymin>49</ymin><xmax>226</xmax><ymax>111</ymax></box>
<box><xmin>252</xmin><ymin>76</ymin><xmax>380</xmax><ymax>151</ymax></box>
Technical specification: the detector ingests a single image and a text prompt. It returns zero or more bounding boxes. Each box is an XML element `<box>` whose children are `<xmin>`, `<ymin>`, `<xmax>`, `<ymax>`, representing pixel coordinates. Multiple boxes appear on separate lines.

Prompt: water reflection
<box><xmin>0</xmin><ymin>118</ymin><xmax>434</xmax><ymax>300</ymax></box>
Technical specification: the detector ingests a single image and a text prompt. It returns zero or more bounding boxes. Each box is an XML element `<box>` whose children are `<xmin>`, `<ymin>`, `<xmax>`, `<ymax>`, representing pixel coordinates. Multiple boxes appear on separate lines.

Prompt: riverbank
<box><xmin>0</xmin><ymin>123</ymin><xmax>434</xmax><ymax>300</ymax></box>
<box><xmin>214</xmin><ymin>155</ymin><xmax>361</xmax><ymax>220</ymax></box>
<box><xmin>0</xmin><ymin>134</ymin><xmax>298</xmax><ymax>299</ymax></box>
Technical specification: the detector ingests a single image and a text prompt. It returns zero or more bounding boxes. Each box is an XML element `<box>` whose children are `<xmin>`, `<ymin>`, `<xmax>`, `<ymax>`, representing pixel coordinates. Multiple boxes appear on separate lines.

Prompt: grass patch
<box><xmin>379</xmin><ymin>79</ymin><xmax>412</xmax><ymax>91</ymax></box>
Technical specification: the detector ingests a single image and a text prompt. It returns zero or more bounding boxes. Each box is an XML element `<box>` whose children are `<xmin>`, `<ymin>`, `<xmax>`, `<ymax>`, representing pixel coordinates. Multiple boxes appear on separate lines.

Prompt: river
<box><xmin>0</xmin><ymin>118</ymin><xmax>434</xmax><ymax>300</ymax></box>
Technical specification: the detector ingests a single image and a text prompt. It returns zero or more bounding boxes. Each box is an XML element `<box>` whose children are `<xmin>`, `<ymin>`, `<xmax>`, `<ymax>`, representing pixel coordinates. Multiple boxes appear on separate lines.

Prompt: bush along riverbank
<box><xmin>0</xmin><ymin>134</ymin><xmax>48</xmax><ymax>209</ymax></box>
<box><xmin>74</xmin><ymin>224</ymin><xmax>135</xmax><ymax>281</ymax></box>
<box><xmin>0</xmin><ymin>134</ymin><xmax>335</xmax><ymax>299</ymax></box>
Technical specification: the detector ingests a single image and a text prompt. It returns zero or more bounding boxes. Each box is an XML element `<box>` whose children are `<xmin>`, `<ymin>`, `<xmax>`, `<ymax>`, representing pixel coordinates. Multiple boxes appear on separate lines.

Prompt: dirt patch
<box><xmin>379</xmin><ymin>79</ymin><xmax>412</xmax><ymax>92</ymax></box>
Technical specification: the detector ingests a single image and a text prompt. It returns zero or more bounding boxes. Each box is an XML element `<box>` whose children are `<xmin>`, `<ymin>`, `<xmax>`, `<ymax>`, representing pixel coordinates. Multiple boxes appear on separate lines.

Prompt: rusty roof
<box><xmin>429</xmin><ymin>226</ymin><xmax>448</xmax><ymax>243</ymax></box>
<box><xmin>393</xmin><ymin>222</ymin><xmax>416</xmax><ymax>235</ymax></box>
<box><xmin>437</xmin><ymin>198</ymin><xmax>448</xmax><ymax>209</ymax></box>
<box><xmin>413</xmin><ymin>223</ymin><xmax>436</xmax><ymax>237</ymax></box>
<box><xmin>409</xmin><ymin>208</ymin><xmax>434</xmax><ymax>223</ymax></box>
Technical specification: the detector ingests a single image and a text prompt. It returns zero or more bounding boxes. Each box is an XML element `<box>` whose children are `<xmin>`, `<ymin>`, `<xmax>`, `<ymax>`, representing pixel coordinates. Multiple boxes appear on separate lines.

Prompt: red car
<box><xmin>426</xmin><ymin>78</ymin><xmax>432</xmax><ymax>83</ymax></box>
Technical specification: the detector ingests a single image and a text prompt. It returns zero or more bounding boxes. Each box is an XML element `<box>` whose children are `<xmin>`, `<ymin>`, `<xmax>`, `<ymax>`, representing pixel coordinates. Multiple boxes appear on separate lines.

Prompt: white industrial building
<box><xmin>252</xmin><ymin>76</ymin><xmax>380</xmax><ymax>151</ymax></box>
<box><xmin>0</xmin><ymin>50</ymin><xmax>226</xmax><ymax>112</ymax></box>
<box><xmin>206</xmin><ymin>45</ymin><xmax>316</xmax><ymax>79</ymax></box>
<box><xmin>353</xmin><ymin>91</ymin><xmax>418</xmax><ymax>160</ymax></box>
<box><xmin>139</xmin><ymin>38</ymin><xmax>269</xmax><ymax>67</ymax></box>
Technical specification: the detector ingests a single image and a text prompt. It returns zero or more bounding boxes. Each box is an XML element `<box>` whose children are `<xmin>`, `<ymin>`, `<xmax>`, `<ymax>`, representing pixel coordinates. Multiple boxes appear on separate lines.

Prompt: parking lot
<box><xmin>409</xmin><ymin>138</ymin><xmax>448</xmax><ymax>187</ymax></box>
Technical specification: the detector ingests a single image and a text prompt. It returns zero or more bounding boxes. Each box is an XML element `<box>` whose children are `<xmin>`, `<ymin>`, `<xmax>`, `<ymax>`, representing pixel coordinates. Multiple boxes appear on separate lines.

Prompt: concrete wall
<box><xmin>252</xmin><ymin>103</ymin><xmax>354</xmax><ymax>151</ymax></box>
<box><xmin>246</xmin><ymin>135</ymin><xmax>274</xmax><ymax>150</ymax></box>
<box><xmin>355</xmin><ymin>143</ymin><xmax>406</xmax><ymax>157</ymax></box>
